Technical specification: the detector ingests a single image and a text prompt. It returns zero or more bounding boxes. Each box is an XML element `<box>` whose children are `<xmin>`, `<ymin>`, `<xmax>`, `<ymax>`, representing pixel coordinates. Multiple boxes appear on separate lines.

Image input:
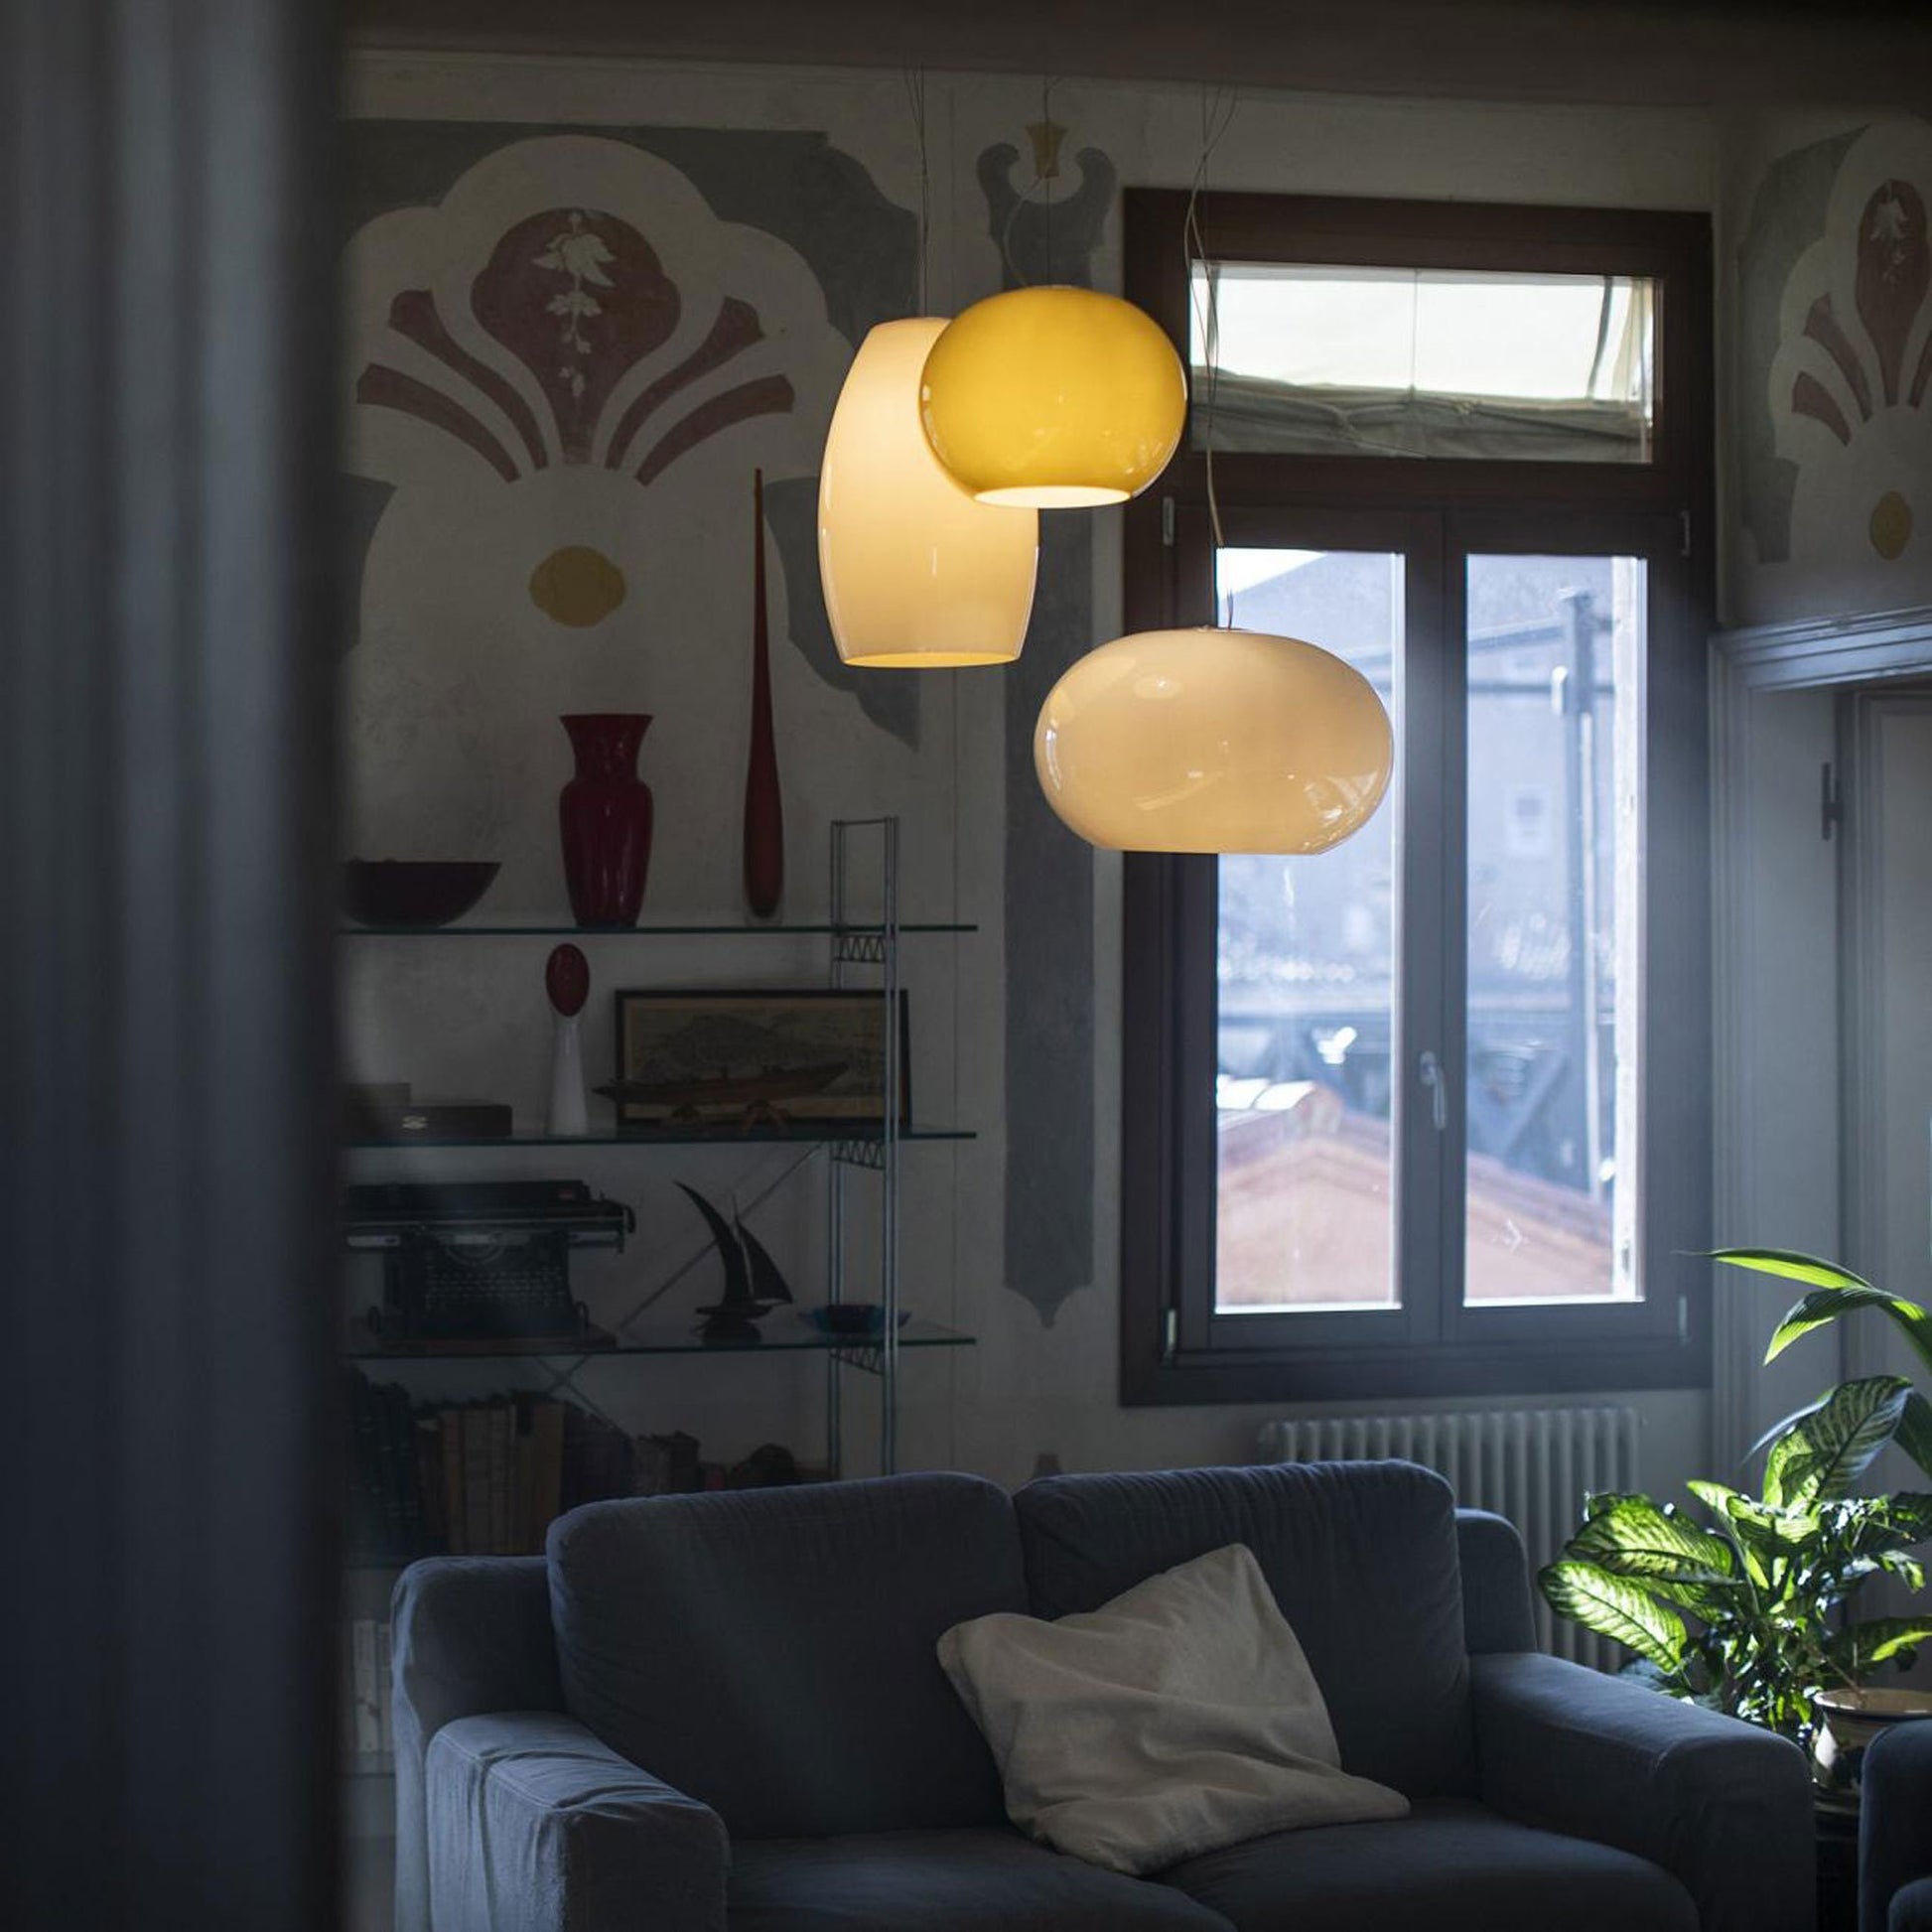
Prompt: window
<box><xmin>1120</xmin><ymin>193</ymin><xmax>1713</xmax><ymax>1403</ymax></box>
<box><xmin>1192</xmin><ymin>264</ymin><xmax>1656</xmax><ymax>464</ymax></box>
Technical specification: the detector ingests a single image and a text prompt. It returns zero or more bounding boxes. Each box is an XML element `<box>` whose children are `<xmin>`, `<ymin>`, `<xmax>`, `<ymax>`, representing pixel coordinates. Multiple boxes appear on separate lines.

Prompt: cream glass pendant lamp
<box><xmin>818</xmin><ymin>318</ymin><xmax>1040</xmax><ymax>668</ymax></box>
<box><xmin>1035</xmin><ymin>626</ymin><xmax>1394</xmax><ymax>853</ymax></box>
<box><xmin>919</xmin><ymin>286</ymin><xmax>1187</xmax><ymax>507</ymax></box>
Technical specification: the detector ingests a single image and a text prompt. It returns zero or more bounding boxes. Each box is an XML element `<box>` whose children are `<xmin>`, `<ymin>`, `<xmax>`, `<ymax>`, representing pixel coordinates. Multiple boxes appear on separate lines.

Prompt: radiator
<box><xmin>1256</xmin><ymin>1406</ymin><xmax>1641</xmax><ymax>1671</ymax></box>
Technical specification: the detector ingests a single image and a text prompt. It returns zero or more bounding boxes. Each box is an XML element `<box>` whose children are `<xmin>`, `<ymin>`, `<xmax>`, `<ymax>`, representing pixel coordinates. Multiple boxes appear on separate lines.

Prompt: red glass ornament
<box><xmin>743</xmin><ymin>469</ymin><xmax>784</xmax><ymax>918</ymax></box>
<box><xmin>559</xmin><ymin>713</ymin><xmax>653</xmax><ymax>927</ymax></box>
<box><xmin>545</xmin><ymin>942</ymin><xmax>590</xmax><ymax>1017</ymax></box>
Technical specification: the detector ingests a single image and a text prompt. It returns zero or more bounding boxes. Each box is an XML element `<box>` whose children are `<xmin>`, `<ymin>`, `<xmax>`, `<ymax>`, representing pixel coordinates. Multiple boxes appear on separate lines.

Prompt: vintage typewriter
<box><xmin>342</xmin><ymin>1180</ymin><xmax>633</xmax><ymax>1346</ymax></box>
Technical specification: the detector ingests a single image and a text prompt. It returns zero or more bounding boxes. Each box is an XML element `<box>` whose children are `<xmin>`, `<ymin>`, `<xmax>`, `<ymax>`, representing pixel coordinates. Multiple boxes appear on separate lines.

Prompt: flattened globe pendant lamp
<box><xmin>919</xmin><ymin>287</ymin><xmax>1188</xmax><ymax>507</ymax></box>
<box><xmin>1034</xmin><ymin>627</ymin><xmax>1394</xmax><ymax>854</ymax></box>
<box><xmin>818</xmin><ymin>319</ymin><xmax>1041</xmax><ymax>668</ymax></box>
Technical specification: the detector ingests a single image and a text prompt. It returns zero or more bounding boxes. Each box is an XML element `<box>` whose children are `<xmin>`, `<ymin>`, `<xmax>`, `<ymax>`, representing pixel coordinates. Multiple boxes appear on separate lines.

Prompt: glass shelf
<box><xmin>340</xmin><ymin>920</ymin><xmax>977</xmax><ymax>937</ymax></box>
<box><xmin>342</xmin><ymin>1312</ymin><xmax>973</xmax><ymax>1362</ymax></box>
<box><xmin>343</xmin><ymin>1124</ymin><xmax>974</xmax><ymax>1151</ymax></box>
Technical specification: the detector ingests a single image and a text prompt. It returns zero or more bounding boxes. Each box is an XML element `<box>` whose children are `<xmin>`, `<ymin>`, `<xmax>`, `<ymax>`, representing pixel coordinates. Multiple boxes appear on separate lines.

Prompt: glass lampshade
<box><xmin>817</xmin><ymin>319</ymin><xmax>1039</xmax><ymax>668</ymax></box>
<box><xmin>918</xmin><ymin>287</ymin><xmax>1187</xmax><ymax>507</ymax></box>
<box><xmin>1034</xmin><ymin>626</ymin><xmax>1394</xmax><ymax>853</ymax></box>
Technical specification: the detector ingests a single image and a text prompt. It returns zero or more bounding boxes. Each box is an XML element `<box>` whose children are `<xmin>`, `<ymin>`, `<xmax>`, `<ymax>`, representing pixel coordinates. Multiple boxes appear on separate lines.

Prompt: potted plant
<box><xmin>1541</xmin><ymin>1250</ymin><xmax>1932</xmax><ymax>1793</ymax></box>
<box><xmin>1719</xmin><ymin>1249</ymin><xmax>1932</xmax><ymax>1786</ymax></box>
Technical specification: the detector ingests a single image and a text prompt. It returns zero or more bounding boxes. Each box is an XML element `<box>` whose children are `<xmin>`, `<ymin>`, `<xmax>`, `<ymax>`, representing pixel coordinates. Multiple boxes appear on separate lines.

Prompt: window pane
<box><xmin>1190</xmin><ymin>264</ymin><xmax>1656</xmax><ymax>464</ymax></box>
<box><xmin>1464</xmin><ymin>555</ymin><xmax>1643</xmax><ymax>1305</ymax></box>
<box><xmin>1216</xmin><ymin>550</ymin><xmax>1400</xmax><ymax>1312</ymax></box>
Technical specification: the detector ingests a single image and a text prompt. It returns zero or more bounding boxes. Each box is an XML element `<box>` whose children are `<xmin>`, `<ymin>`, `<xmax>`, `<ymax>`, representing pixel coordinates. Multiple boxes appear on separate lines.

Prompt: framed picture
<box><xmin>610</xmin><ymin>988</ymin><xmax>910</xmax><ymax>1129</ymax></box>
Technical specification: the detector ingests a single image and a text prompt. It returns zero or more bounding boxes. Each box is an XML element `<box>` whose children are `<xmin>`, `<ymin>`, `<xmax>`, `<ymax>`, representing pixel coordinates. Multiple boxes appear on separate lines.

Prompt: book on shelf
<box><xmin>345</xmin><ymin>1369</ymin><xmax>665</xmax><ymax>1564</ymax></box>
<box><xmin>343</xmin><ymin>1370</ymin><xmax>822</xmax><ymax>1567</ymax></box>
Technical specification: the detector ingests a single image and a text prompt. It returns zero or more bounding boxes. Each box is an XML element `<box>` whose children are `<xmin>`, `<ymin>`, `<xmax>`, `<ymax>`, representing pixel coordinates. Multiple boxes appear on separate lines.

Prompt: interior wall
<box><xmin>1708</xmin><ymin>103</ymin><xmax>1931</xmax><ymax>1467</ymax></box>
<box><xmin>340</xmin><ymin>50</ymin><xmax>1725</xmax><ymax>1502</ymax></box>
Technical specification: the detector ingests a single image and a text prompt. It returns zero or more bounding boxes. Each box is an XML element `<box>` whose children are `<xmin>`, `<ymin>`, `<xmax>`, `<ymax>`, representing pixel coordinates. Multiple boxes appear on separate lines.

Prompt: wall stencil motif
<box><xmin>342</xmin><ymin>133</ymin><xmax>859</xmax><ymax>903</ymax></box>
<box><xmin>976</xmin><ymin>132</ymin><xmax>1115</xmax><ymax>1330</ymax></box>
<box><xmin>342</xmin><ymin>121</ymin><xmax>920</xmax><ymax>745</ymax></box>
<box><xmin>1766</xmin><ymin>119</ymin><xmax>1932</xmax><ymax>606</ymax></box>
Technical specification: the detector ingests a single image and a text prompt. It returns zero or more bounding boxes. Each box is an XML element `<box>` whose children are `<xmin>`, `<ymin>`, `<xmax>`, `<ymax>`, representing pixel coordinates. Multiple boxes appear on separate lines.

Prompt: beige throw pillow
<box><xmin>937</xmin><ymin>1542</ymin><xmax>1409</xmax><ymax>1875</ymax></box>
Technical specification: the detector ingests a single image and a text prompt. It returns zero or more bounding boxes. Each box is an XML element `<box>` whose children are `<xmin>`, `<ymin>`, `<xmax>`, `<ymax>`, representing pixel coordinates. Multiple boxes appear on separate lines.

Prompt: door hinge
<box><xmin>1162</xmin><ymin>1305</ymin><xmax>1179</xmax><ymax>1364</ymax></box>
<box><xmin>1162</xmin><ymin>495</ymin><xmax>1175</xmax><ymax>547</ymax></box>
<box><xmin>1821</xmin><ymin>761</ymin><xmax>1842</xmax><ymax>842</ymax></box>
<box><xmin>1679</xmin><ymin>509</ymin><xmax>1692</xmax><ymax>559</ymax></box>
<box><xmin>1677</xmin><ymin>1295</ymin><xmax>1690</xmax><ymax>1344</ymax></box>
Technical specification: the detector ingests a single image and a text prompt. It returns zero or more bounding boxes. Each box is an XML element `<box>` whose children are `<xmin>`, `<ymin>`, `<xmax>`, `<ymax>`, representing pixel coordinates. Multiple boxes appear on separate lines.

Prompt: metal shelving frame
<box><xmin>342</xmin><ymin>813</ymin><xmax>953</xmax><ymax>1479</ymax></box>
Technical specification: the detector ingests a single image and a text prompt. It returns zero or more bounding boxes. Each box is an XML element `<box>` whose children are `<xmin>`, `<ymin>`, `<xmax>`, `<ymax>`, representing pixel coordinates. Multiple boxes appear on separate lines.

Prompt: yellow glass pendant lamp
<box><xmin>1035</xmin><ymin>627</ymin><xmax>1394</xmax><ymax>853</ymax></box>
<box><xmin>919</xmin><ymin>287</ymin><xmax>1187</xmax><ymax>507</ymax></box>
<box><xmin>818</xmin><ymin>319</ymin><xmax>1040</xmax><ymax>668</ymax></box>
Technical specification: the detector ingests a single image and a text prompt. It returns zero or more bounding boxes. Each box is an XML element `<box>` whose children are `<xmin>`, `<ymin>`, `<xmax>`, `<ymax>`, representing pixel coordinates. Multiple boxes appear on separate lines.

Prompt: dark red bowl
<box><xmin>344</xmin><ymin>860</ymin><xmax>500</xmax><ymax>928</ymax></box>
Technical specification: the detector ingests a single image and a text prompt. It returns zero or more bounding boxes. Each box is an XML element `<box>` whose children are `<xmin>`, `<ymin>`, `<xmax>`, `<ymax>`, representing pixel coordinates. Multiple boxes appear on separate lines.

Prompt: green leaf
<box><xmin>1827</xmin><ymin>1617</ymin><xmax>1932</xmax><ymax>1677</ymax></box>
<box><xmin>1688</xmin><ymin>1479</ymin><xmax>1767</xmax><ymax>1589</ymax></box>
<box><xmin>1687</xmin><ymin>1478</ymin><xmax>1741</xmax><ymax>1513</ymax></box>
<box><xmin>1744</xmin><ymin>1394</ymin><xmax>1833</xmax><ymax>1470</ymax></box>
<box><xmin>1895</xmin><ymin>1393</ymin><xmax>1932</xmax><ymax>1485</ymax></box>
<box><xmin>1565</xmin><ymin>1495</ymin><xmax>1735</xmax><ymax>1580</ymax></box>
<box><xmin>1874</xmin><ymin>1553</ymin><xmax>1927</xmax><ymax>1593</ymax></box>
<box><xmin>1713</xmin><ymin>1248</ymin><xmax>1874</xmax><ymax>1291</ymax></box>
<box><xmin>1765</xmin><ymin>1376</ymin><xmax>1911</xmax><ymax>1505</ymax></box>
<box><xmin>1540</xmin><ymin>1561</ymin><xmax>1688</xmax><ymax>1672</ymax></box>
<box><xmin>1766</xmin><ymin>1288</ymin><xmax>1932</xmax><ymax>1377</ymax></box>
<box><xmin>1708</xmin><ymin>1488</ymin><xmax>1822</xmax><ymax>1591</ymax></box>
<box><xmin>1844</xmin><ymin>1493</ymin><xmax>1932</xmax><ymax>1557</ymax></box>
<box><xmin>1561</xmin><ymin>1496</ymin><xmax>1740</xmax><ymax>1619</ymax></box>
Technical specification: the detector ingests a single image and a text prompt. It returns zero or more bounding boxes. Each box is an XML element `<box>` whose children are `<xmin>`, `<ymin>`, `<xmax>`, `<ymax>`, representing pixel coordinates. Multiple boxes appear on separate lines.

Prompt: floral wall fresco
<box><xmin>1735</xmin><ymin>117</ymin><xmax>1932</xmax><ymax>622</ymax></box>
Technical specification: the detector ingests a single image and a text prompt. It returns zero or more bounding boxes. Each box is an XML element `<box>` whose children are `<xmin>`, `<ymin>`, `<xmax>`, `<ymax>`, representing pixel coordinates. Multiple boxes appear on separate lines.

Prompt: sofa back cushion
<box><xmin>1013</xmin><ymin>1461</ymin><xmax>1474</xmax><ymax>1798</ymax></box>
<box><xmin>548</xmin><ymin>1472</ymin><xmax>1028</xmax><ymax>1839</ymax></box>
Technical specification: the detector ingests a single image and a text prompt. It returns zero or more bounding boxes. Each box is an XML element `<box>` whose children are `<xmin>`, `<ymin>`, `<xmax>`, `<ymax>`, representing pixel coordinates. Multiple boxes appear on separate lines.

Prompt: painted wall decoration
<box><xmin>341</xmin><ymin>131</ymin><xmax>915</xmax><ymax>907</ymax></box>
<box><xmin>1733</xmin><ymin>128</ymin><xmax>1860</xmax><ymax>576</ymax></box>
<box><xmin>339</xmin><ymin>118</ymin><xmax>918</xmax><ymax>742</ymax></box>
<box><xmin>1742</xmin><ymin>118</ymin><xmax>1932</xmax><ymax>618</ymax></box>
<box><xmin>981</xmin><ymin>129</ymin><xmax>1117</xmax><ymax>1329</ymax></box>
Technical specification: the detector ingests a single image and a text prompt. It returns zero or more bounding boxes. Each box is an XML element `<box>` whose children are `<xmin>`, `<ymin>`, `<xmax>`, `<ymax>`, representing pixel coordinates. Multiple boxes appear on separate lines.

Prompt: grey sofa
<box><xmin>1862</xmin><ymin>1719</ymin><xmax>1932</xmax><ymax>1931</ymax></box>
<box><xmin>391</xmin><ymin>1460</ymin><xmax>1814</xmax><ymax>1932</ymax></box>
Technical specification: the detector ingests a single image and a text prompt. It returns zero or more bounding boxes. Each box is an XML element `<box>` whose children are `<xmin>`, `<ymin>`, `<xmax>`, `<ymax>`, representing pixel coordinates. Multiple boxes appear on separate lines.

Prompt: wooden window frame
<box><xmin>1120</xmin><ymin>190</ymin><xmax>1716</xmax><ymax>1406</ymax></box>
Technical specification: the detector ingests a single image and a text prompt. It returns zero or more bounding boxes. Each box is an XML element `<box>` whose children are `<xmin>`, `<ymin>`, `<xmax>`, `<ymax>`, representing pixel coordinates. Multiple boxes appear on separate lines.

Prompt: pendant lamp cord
<box><xmin>903</xmin><ymin>67</ymin><xmax>930</xmax><ymax>316</ymax></box>
<box><xmin>997</xmin><ymin>73</ymin><xmax>1061</xmax><ymax>290</ymax></box>
<box><xmin>1042</xmin><ymin>73</ymin><xmax>1055</xmax><ymax>283</ymax></box>
<box><xmin>1182</xmin><ymin>83</ymin><xmax>1240</xmax><ymax>615</ymax></box>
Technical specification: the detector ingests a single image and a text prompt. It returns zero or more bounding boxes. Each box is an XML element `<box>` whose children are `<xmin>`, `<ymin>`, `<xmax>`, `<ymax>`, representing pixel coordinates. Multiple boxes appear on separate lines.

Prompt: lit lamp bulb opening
<box><xmin>818</xmin><ymin>319</ymin><xmax>1040</xmax><ymax>668</ymax></box>
<box><xmin>918</xmin><ymin>286</ymin><xmax>1187</xmax><ymax>508</ymax></box>
<box><xmin>1034</xmin><ymin>627</ymin><xmax>1394</xmax><ymax>854</ymax></box>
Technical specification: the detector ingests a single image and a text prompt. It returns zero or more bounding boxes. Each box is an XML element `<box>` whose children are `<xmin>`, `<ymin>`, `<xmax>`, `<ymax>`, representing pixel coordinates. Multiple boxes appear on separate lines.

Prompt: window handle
<box><xmin>1418</xmin><ymin>1049</ymin><xmax>1448</xmax><ymax>1134</ymax></box>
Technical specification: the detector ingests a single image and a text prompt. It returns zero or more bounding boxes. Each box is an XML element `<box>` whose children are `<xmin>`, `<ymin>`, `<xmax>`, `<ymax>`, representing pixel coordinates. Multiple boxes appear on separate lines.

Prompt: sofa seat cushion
<box><xmin>728</xmin><ymin>1828</ymin><xmax>1235</xmax><ymax>1932</ymax></box>
<box><xmin>549</xmin><ymin>1474</ymin><xmax>1028</xmax><ymax>1840</ymax></box>
<box><xmin>1156</xmin><ymin>1799</ymin><xmax>1698</xmax><ymax>1932</ymax></box>
<box><xmin>1015</xmin><ymin>1462</ymin><xmax>1474</xmax><ymax>1798</ymax></box>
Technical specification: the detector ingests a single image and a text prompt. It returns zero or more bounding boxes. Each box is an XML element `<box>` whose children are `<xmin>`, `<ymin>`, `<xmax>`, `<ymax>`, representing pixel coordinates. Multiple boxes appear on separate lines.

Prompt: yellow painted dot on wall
<box><xmin>1870</xmin><ymin>491</ymin><xmax>1913</xmax><ymax>562</ymax></box>
<box><xmin>529</xmin><ymin>545</ymin><xmax>626</xmax><ymax>627</ymax></box>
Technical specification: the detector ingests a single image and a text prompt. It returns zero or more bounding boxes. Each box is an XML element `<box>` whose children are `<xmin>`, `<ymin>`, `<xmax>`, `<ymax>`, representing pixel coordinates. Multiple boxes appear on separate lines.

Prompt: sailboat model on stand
<box><xmin>679</xmin><ymin>1182</ymin><xmax>795</xmax><ymax>1341</ymax></box>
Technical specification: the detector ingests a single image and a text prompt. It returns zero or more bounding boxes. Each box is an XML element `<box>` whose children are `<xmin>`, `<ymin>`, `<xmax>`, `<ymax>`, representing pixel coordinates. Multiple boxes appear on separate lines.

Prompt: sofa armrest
<box><xmin>1455</xmin><ymin>1508</ymin><xmax>1537</xmax><ymax>1655</ymax></box>
<box><xmin>1862</xmin><ymin>1720</ymin><xmax>1932</xmax><ymax>1932</ymax></box>
<box><xmin>426</xmin><ymin>1712</ymin><xmax>728</xmax><ymax>1932</ymax></box>
<box><xmin>1471</xmin><ymin>1652</ymin><xmax>1813</xmax><ymax>1932</ymax></box>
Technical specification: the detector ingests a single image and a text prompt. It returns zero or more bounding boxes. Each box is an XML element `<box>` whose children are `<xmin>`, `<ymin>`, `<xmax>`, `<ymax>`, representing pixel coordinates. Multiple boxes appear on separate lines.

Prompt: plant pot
<box><xmin>1812</xmin><ymin>1687</ymin><xmax>1932</xmax><ymax>1800</ymax></box>
<box><xmin>558</xmin><ymin>713</ymin><xmax>653</xmax><ymax>927</ymax></box>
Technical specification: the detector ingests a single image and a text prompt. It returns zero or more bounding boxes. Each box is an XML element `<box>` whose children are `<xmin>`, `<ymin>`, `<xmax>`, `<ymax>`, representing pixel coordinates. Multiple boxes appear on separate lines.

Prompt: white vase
<box><xmin>547</xmin><ymin>1012</ymin><xmax>587</xmax><ymax>1138</ymax></box>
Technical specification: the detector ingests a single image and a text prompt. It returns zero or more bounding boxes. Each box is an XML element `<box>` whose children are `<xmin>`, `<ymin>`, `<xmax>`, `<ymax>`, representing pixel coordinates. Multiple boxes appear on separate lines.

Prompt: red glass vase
<box><xmin>559</xmin><ymin>713</ymin><xmax>653</xmax><ymax>928</ymax></box>
<box><xmin>743</xmin><ymin>469</ymin><xmax>784</xmax><ymax>918</ymax></box>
